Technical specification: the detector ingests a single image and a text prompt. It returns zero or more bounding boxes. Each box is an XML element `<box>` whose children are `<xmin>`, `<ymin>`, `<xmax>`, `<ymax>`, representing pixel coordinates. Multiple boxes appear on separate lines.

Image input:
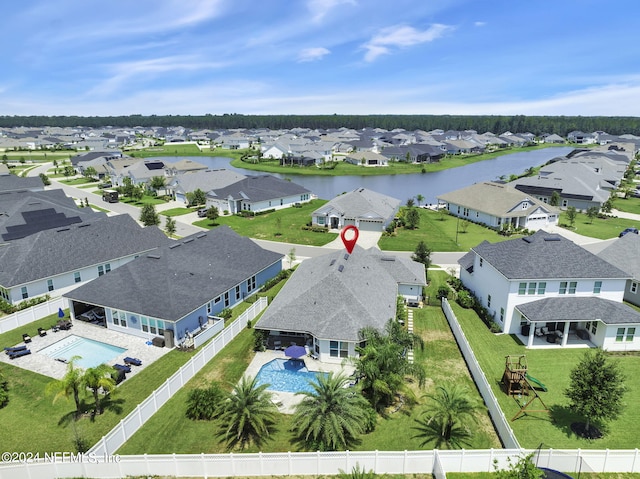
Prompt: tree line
<box><xmin>2</xmin><ymin>114</ymin><xmax>640</xmax><ymax>136</ymax></box>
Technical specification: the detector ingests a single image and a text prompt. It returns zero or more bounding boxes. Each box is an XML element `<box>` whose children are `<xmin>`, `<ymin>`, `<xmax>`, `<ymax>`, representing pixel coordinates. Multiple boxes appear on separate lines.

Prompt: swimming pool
<box><xmin>255</xmin><ymin>358</ymin><xmax>328</xmax><ymax>393</ymax></box>
<box><xmin>39</xmin><ymin>335</ymin><xmax>127</xmax><ymax>369</ymax></box>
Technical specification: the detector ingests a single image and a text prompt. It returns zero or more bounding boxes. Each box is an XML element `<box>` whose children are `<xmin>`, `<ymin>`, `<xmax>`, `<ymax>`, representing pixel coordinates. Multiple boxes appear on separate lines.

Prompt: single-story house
<box><xmin>64</xmin><ymin>226</ymin><xmax>283</xmax><ymax>345</ymax></box>
<box><xmin>167</xmin><ymin>169</ymin><xmax>246</xmax><ymax>204</ymax></box>
<box><xmin>254</xmin><ymin>246</ymin><xmax>426</xmax><ymax>363</ymax></box>
<box><xmin>206</xmin><ymin>175</ymin><xmax>312</xmax><ymax>214</ymax></box>
<box><xmin>312</xmin><ymin>187</ymin><xmax>401</xmax><ymax>231</ymax></box>
<box><xmin>458</xmin><ymin>230</ymin><xmax>640</xmax><ymax>351</ymax></box>
<box><xmin>0</xmin><ymin>214</ymin><xmax>169</xmax><ymax>304</ymax></box>
<box><xmin>437</xmin><ymin>182</ymin><xmax>560</xmax><ymax>231</ymax></box>
<box><xmin>344</xmin><ymin>151</ymin><xmax>389</xmax><ymax>167</ymax></box>
<box><xmin>593</xmin><ymin>232</ymin><xmax>640</xmax><ymax>307</ymax></box>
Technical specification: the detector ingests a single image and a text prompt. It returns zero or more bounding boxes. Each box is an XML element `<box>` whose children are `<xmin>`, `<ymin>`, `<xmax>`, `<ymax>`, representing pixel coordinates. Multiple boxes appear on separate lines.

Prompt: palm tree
<box><xmin>292</xmin><ymin>372</ymin><xmax>373</xmax><ymax>451</ymax></box>
<box><xmin>412</xmin><ymin>384</ymin><xmax>481</xmax><ymax>449</ymax></box>
<box><xmin>82</xmin><ymin>364</ymin><xmax>116</xmax><ymax>415</ymax></box>
<box><xmin>217</xmin><ymin>375</ymin><xmax>278</xmax><ymax>450</ymax></box>
<box><xmin>415</xmin><ymin>194</ymin><xmax>425</xmax><ymax>207</ymax></box>
<box><xmin>354</xmin><ymin>320</ymin><xmax>425</xmax><ymax>412</ymax></box>
<box><xmin>45</xmin><ymin>356</ymin><xmax>84</xmax><ymax>417</ymax></box>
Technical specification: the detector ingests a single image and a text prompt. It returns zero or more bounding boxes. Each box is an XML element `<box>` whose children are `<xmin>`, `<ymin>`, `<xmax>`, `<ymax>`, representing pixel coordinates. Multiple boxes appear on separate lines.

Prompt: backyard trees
<box><xmin>150</xmin><ymin>175</ymin><xmax>166</xmax><ymax>195</ymax></box>
<box><xmin>0</xmin><ymin>368</ymin><xmax>8</xmax><ymax>408</ymax></box>
<box><xmin>405</xmin><ymin>207</ymin><xmax>420</xmax><ymax>230</ymax></box>
<box><xmin>206</xmin><ymin>206</ymin><xmax>220</xmax><ymax>224</ymax></box>
<box><xmin>412</xmin><ymin>240</ymin><xmax>432</xmax><ymax>274</ymax></box>
<box><xmin>406</xmin><ymin>198</ymin><xmax>415</xmax><ymax>208</ymax></box>
<box><xmin>564</xmin><ymin>349</ymin><xmax>626</xmax><ymax>439</ymax></box>
<box><xmin>586</xmin><ymin>206</ymin><xmax>599</xmax><ymax>224</ymax></box>
<box><xmin>412</xmin><ymin>384</ymin><xmax>481</xmax><ymax>449</ymax></box>
<box><xmin>45</xmin><ymin>356</ymin><xmax>84</xmax><ymax>417</ymax></box>
<box><xmin>291</xmin><ymin>372</ymin><xmax>375</xmax><ymax>451</ymax></box>
<box><xmin>140</xmin><ymin>204</ymin><xmax>161</xmax><ymax>226</ymax></box>
<box><xmin>82</xmin><ymin>364</ymin><xmax>116</xmax><ymax>415</ymax></box>
<box><xmin>188</xmin><ymin>188</ymin><xmax>207</xmax><ymax>207</ymax></box>
<box><xmin>83</xmin><ymin>166</ymin><xmax>98</xmax><ymax>180</ymax></box>
<box><xmin>217</xmin><ymin>375</ymin><xmax>278</xmax><ymax>450</ymax></box>
<box><xmin>493</xmin><ymin>453</ymin><xmax>544</xmax><ymax>479</ymax></box>
<box><xmin>185</xmin><ymin>381</ymin><xmax>226</xmax><ymax>420</ymax></box>
<box><xmin>415</xmin><ymin>194</ymin><xmax>425</xmax><ymax>207</ymax></box>
<box><xmin>550</xmin><ymin>191</ymin><xmax>560</xmax><ymax>206</ymax></box>
<box><xmin>39</xmin><ymin>173</ymin><xmax>51</xmax><ymax>186</ymax></box>
<box><xmin>165</xmin><ymin>216</ymin><xmax>177</xmax><ymax>236</ymax></box>
<box><xmin>355</xmin><ymin>319</ymin><xmax>425</xmax><ymax>412</ymax></box>
<box><xmin>565</xmin><ymin>206</ymin><xmax>577</xmax><ymax>228</ymax></box>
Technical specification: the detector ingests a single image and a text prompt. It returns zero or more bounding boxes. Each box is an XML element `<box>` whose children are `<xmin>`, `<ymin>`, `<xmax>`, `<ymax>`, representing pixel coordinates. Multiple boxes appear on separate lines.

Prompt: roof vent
<box><xmin>381</xmin><ymin>256</ymin><xmax>396</xmax><ymax>262</ymax></box>
<box><xmin>522</xmin><ymin>237</ymin><xmax>533</xmax><ymax>243</ymax></box>
<box><xmin>330</xmin><ymin>259</ymin><xmax>336</xmax><ymax>266</ymax></box>
<box><xmin>56</xmin><ymin>228</ymin><xmax>70</xmax><ymax>232</ymax></box>
<box><xmin>544</xmin><ymin>235</ymin><xmax>561</xmax><ymax>241</ymax></box>
<box><xmin>169</xmin><ymin>243</ymin><xmax>181</xmax><ymax>249</ymax></box>
<box><xmin>147</xmin><ymin>254</ymin><xmax>161</xmax><ymax>259</ymax></box>
<box><xmin>196</xmin><ymin>233</ymin><xmax>207</xmax><ymax>238</ymax></box>
<box><xmin>344</xmin><ymin>253</ymin><xmax>349</xmax><ymax>260</ymax></box>
<box><xmin>78</xmin><ymin>224</ymin><xmax>90</xmax><ymax>228</ymax></box>
<box><xmin>338</xmin><ymin>265</ymin><xmax>344</xmax><ymax>273</ymax></box>
<box><xmin>183</xmin><ymin>238</ymin><xmax>194</xmax><ymax>244</ymax></box>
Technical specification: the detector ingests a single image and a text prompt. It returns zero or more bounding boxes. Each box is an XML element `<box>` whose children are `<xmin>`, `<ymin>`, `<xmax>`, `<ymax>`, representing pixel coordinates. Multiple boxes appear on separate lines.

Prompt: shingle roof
<box><xmin>595</xmin><ymin>233</ymin><xmax>640</xmax><ymax>281</ymax></box>
<box><xmin>516</xmin><ymin>296</ymin><xmax>640</xmax><ymax>325</ymax></box>
<box><xmin>468</xmin><ymin>230</ymin><xmax>629</xmax><ymax>280</ymax></box>
<box><xmin>208</xmin><ymin>175</ymin><xmax>310</xmax><ymax>202</ymax></box>
<box><xmin>0</xmin><ymin>214</ymin><xmax>169</xmax><ymax>288</ymax></box>
<box><xmin>169</xmin><ymin>169</ymin><xmax>246</xmax><ymax>195</ymax></box>
<box><xmin>255</xmin><ymin>246</ymin><xmax>426</xmax><ymax>342</ymax></box>
<box><xmin>313</xmin><ymin>188</ymin><xmax>400</xmax><ymax>221</ymax></box>
<box><xmin>0</xmin><ymin>175</ymin><xmax>44</xmax><ymax>193</ymax></box>
<box><xmin>64</xmin><ymin>226</ymin><xmax>283</xmax><ymax>322</ymax></box>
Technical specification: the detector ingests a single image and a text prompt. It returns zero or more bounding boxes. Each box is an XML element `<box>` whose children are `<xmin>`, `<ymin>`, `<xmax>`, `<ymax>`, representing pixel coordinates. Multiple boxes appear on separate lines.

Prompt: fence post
<box><xmin>604</xmin><ymin>449</ymin><xmax>610</xmax><ymax>472</ymax></box>
<box><xmin>633</xmin><ymin>449</ymin><xmax>639</xmax><ymax>473</ymax></box>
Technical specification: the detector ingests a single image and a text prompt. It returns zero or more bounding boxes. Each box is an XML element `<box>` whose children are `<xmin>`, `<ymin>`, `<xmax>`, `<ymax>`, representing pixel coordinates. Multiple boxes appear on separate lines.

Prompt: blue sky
<box><xmin>2</xmin><ymin>0</ymin><xmax>639</xmax><ymax>117</ymax></box>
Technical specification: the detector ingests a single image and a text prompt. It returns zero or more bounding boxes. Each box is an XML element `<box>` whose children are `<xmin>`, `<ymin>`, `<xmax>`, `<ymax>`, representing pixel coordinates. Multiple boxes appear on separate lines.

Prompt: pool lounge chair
<box><xmin>4</xmin><ymin>345</ymin><xmax>28</xmax><ymax>354</ymax></box>
<box><xmin>123</xmin><ymin>357</ymin><xmax>142</xmax><ymax>366</ymax></box>
<box><xmin>38</xmin><ymin>327</ymin><xmax>47</xmax><ymax>337</ymax></box>
<box><xmin>9</xmin><ymin>349</ymin><xmax>31</xmax><ymax>359</ymax></box>
<box><xmin>113</xmin><ymin>364</ymin><xmax>131</xmax><ymax>373</ymax></box>
<box><xmin>22</xmin><ymin>333</ymin><xmax>32</xmax><ymax>344</ymax></box>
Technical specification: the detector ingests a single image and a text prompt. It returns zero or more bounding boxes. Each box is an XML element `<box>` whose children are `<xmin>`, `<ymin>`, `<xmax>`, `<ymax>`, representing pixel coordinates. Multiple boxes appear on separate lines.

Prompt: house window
<box><xmin>119</xmin><ymin>312</ymin><xmax>127</xmax><ymax>327</ymax></box>
<box><xmin>21</xmin><ymin>286</ymin><xmax>28</xmax><ymax>299</ymax></box>
<box><xmin>479</xmin><ymin>258</ymin><xmax>483</xmax><ymax>268</ymax></box>
<box><xmin>593</xmin><ymin>281</ymin><xmax>602</xmax><ymax>294</ymax></box>
<box><xmin>590</xmin><ymin>321</ymin><xmax>598</xmax><ymax>335</ymax></box>
<box><xmin>224</xmin><ymin>292</ymin><xmax>229</xmax><ymax>307</ymax></box>
<box><xmin>616</xmin><ymin>328</ymin><xmax>625</xmax><ymax>342</ymax></box>
<box><xmin>317</xmin><ymin>216</ymin><xmax>325</xmax><ymax>225</ymax></box>
<box><xmin>207</xmin><ymin>302</ymin><xmax>212</xmax><ymax>314</ymax></box>
<box><xmin>559</xmin><ymin>281</ymin><xmax>568</xmax><ymax>294</ymax></box>
<box><xmin>518</xmin><ymin>282</ymin><xmax>526</xmax><ymax>295</ymax></box>
<box><xmin>631</xmin><ymin>282</ymin><xmax>638</xmax><ymax>294</ymax></box>
<box><xmin>47</xmin><ymin>279</ymin><xmax>54</xmax><ymax>292</ymax></box>
<box><xmin>235</xmin><ymin>285</ymin><xmax>241</xmax><ymax>301</ymax></box>
<box><xmin>500</xmin><ymin>308</ymin><xmax>505</xmax><ymax>322</ymax></box>
<box><xmin>112</xmin><ymin>310</ymin><xmax>120</xmax><ymax>326</ymax></box>
<box><xmin>562</xmin><ymin>199</ymin><xmax>568</xmax><ymax>207</ymax></box>
<box><xmin>528</xmin><ymin>282</ymin><xmax>537</xmax><ymax>295</ymax></box>
<box><xmin>105</xmin><ymin>263</ymin><xmax>111</xmax><ymax>273</ymax></box>
<box><xmin>141</xmin><ymin>317</ymin><xmax>149</xmax><ymax>333</ymax></box>
<box><xmin>74</xmin><ymin>272</ymin><xmax>82</xmax><ymax>283</ymax></box>
<box><xmin>537</xmin><ymin>282</ymin><xmax>546</xmax><ymax>294</ymax></box>
<box><xmin>329</xmin><ymin>341</ymin><xmax>349</xmax><ymax>358</ymax></box>
<box><xmin>280</xmin><ymin>199</ymin><xmax>283</xmax><ymax>205</ymax></box>
<box><xmin>248</xmin><ymin>275</ymin><xmax>256</xmax><ymax>292</ymax></box>
<box><xmin>98</xmin><ymin>265</ymin><xmax>104</xmax><ymax>276</ymax></box>
<box><xmin>627</xmin><ymin>327</ymin><xmax>636</xmax><ymax>341</ymax></box>
<box><xmin>569</xmin><ymin>281</ymin><xmax>577</xmax><ymax>294</ymax></box>
<box><xmin>214</xmin><ymin>296</ymin><xmax>221</xmax><ymax>304</ymax></box>
<box><xmin>487</xmin><ymin>294</ymin><xmax>491</xmax><ymax>308</ymax></box>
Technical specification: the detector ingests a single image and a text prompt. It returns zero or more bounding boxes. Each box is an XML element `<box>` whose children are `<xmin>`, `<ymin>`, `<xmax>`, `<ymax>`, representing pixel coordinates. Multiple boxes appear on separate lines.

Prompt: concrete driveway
<box><xmin>322</xmin><ymin>229</ymin><xmax>383</xmax><ymax>250</ymax></box>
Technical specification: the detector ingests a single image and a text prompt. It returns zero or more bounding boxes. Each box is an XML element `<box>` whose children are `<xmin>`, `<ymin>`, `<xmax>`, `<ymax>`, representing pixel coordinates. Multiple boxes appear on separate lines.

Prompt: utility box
<box><xmin>163</xmin><ymin>329</ymin><xmax>174</xmax><ymax>348</ymax></box>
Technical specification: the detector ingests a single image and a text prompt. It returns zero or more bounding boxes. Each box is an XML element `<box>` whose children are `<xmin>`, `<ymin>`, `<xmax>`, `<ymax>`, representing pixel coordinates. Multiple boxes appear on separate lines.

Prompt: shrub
<box><xmin>456</xmin><ymin>290</ymin><xmax>474</xmax><ymax>308</ymax></box>
<box><xmin>185</xmin><ymin>382</ymin><xmax>225</xmax><ymax>420</ymax></box>
<box><xmin>436</xmin><ymin>285</ymin><xmax>450</xmax><ymax>300</ymax></box>
<box><xmin>253</xmin><ymin>329</ymin><xmax>269</xmax><ymax>351</ymax></box>
<box><xmin>260</xmin><ymin>269</ymin><xmax>290</xmax><ymax>292</ymax></box>
<box><xmin>219</xmin><ymin>308</ymin><xmax>232</xmax><ymax>320</ymax></box>
<box><xmin>0</xmin><ymin>370</ymin><xmax>9</xmax><ymax>408</ymax></box>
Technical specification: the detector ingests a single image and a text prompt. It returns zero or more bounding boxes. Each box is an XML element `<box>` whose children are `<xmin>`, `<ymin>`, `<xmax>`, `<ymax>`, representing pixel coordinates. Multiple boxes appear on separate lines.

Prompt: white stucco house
<box><xmin>459</xmin><ymin>230</ymin><xmax>640</xmax><ymax>351</ymax></box>
<box><xmin>437</xmin><ymin>182</ymin><xmax>560</xmax><ymax>231</ymax></box>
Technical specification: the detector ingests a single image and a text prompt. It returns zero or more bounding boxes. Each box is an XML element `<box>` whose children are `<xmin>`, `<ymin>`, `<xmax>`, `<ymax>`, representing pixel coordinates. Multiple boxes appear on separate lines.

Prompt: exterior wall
<box><xmin>445</xmin><ymin>203</ymin><xmax>557</xmax><ymax>231</ymax></box>
<box><xmin>623</xmin><ymin>279</ymin><xmax>640</xmax><ymax>307</ymax></box>
<box><xmin>316</xmin><ymin>338</ymin><xmax>357</xmax><ymax>364</ymax></box>
<box><xmin>240</xmin><ymin>193</ymin><xmax>311</xmax><ymax>213</ymax></box>
<box><xmin>10</xmin><ymin>256</ymin><xmax>137</xmax><ymax>305</ymax></box>
<box><xmin>602</xmin><ymin>324</ymin><xmax>640</xmax><ymax>351</ymax></box>
<box><xmin>398</xmin><ymin>283</ymin><xmax>423</xmax><ymax>301</ymax></box>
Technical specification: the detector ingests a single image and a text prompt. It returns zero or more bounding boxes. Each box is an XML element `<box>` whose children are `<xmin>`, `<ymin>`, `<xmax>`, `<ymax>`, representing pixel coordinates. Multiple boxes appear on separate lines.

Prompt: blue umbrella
<box><xmin>284</xmin><ymin>344</ymin><xmax>307</xmax><ymax>359</ymax></box>
<box><xmin>58</xmin><ymin>308</ymin><xmax>65</xmax><ymax>318</ymax></box>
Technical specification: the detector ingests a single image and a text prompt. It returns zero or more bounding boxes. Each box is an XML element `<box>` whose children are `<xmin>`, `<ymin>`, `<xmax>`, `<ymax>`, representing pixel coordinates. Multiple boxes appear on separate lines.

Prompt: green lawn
<box><xmin>119</xmin><ymin>194</ymin><xmax>168</xmax><ymax>206</ymax></box>
<box><xmin>60</xmin><ymin>177</ymin><xmax>100</xmax><ymax>186</ymax></box>
<box><xmin>193</xmin><ymin>199</ymin><xmax>338</xmax><ymax>246</ymax></box>
<box><xmin>229</xmin><ymin>145</ymin><xmax>560</xmax><ymax>177</ymax></box>
<box><xmin>559</xmin><ymin>210</ymin><xmax>640</xmax><ymax>239</ymax></box>
<box><xmin>117</xmin><ymin>271</ymin><xmax>500</xmax><ymax>454</ymax></box>
<box><xmin>612</xmin><ymin>196</ymin><xmax>640</xmax><ymax>215</ymax></box>
<box><xmin>453</xmin><ymin>301</ymin><xmax>640</xmax><ymax>449</ymax></box>
<box><xmin>161</xmin><ymin>207</ymin><xmax>198</xmax><ymax>217</ymax></box>
<box><xmin>126</xmin><ymin>145</ymin><xmax>252</xmax><ymax>160</ymax></box>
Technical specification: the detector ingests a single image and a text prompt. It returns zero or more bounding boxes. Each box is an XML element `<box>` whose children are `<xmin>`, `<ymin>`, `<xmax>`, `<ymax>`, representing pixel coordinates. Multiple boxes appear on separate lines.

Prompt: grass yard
<box><xmin>126</xmin><ymin>145</ymin><xmax>252</xmax><ymax>161</ymax></box>
<box><xmin>378</xmin><ymin>209</ymin><xmax>514</xmax><ymax>252</ymax></box>
<box><xmin>559</xmin><ymin>210</ymin><xmax>640</xmax><ymax>239</ymax></box>
<box><xmin>117</xmin><ymin>271</ymin><xmax>500</xmax><ymax>454</ymax></box>
<box><xmin>193</xmin><ymin>199</ymin><xmax>338</xmax><ymax>246</ymax></box>
<box><xmin>612</xmin><ymin>196</ymin><xmax>640</xmax><ymax>216</ymax></box>
<box><xmin>119</xmin><ymin>194</ymin><xmax>168</xmax><ymax>206</ymax></box>
<box><xmin>453</xmin><ymin>301</ymin><xmax>640</xmax><ymax>449</ymax></box>
<box><xmin>161</xmin><ymin>207</ymin><xmax>198</xmax><ymax>217</ymax></box>
<box><xmin>60</xmin><ymin>177</ymin><xmax>100</xmax><ymax>186</ymax></box>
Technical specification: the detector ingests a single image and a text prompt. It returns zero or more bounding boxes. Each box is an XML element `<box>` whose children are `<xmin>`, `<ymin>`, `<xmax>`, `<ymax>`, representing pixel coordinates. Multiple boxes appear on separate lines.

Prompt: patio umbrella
<box><xmin>58</xmin><ymin>308</ymin><xmax>65</xmax><ymax>318</ymax></box>
<box><xmin>284</xmin><ymin>344</ymin><xmax>307</xmax><ymax>359</ymax></box>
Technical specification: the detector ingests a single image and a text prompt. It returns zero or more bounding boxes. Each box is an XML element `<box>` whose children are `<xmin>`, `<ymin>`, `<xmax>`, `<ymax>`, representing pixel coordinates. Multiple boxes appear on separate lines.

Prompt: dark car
<box><xmin>197</xmin><ymin>207</ymin><xmax>209</xmax><ymax>218</ymax></box>
<box><xmin>619</xmin><ymin>227</ymin><xmax>639</xmax><ymax>237</ymax></box>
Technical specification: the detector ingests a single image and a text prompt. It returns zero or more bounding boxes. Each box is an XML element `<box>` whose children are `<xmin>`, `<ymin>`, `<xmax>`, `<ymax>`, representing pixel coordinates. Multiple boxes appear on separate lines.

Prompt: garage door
<box><xmin>358</xmin><ymin>219</ymin><xmax>383</xmax><ymax>231</ymax></box>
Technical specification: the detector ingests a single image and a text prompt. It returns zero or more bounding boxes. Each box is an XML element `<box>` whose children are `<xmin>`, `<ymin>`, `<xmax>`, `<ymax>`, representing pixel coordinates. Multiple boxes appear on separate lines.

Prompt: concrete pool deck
<box><xmin>244</xmin><ymin>350</ymin><xmax>356</xmax><ymax>414</ymax></box>
<box><xmin>1</xmin><ymin>320</ymin><xmax>171</xmax><ymax>379</ymax></box>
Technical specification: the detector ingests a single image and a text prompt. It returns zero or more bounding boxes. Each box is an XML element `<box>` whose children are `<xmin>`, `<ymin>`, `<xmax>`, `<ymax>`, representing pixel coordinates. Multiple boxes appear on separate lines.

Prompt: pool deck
<box><xmin>1</xmin><ymin>320</ymin><xmax>171</xmax><ymax>379</ymax></box>
<box><xmin>244</xmin><ymin>350</ymin><xmax>356</xmax><ymax>414</ymax></box>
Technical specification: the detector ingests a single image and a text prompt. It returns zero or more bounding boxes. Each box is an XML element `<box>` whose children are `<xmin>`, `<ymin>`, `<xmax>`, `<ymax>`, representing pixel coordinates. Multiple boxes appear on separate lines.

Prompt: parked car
<box><xmin>197</xmin><ymin>207</ymin><xmax>208</xmax><ymax>217</ymax></box>
<box><xmin>619</xmin><ymin>227</ymin><xmax>639</xmax><ymax>237</ymax></box>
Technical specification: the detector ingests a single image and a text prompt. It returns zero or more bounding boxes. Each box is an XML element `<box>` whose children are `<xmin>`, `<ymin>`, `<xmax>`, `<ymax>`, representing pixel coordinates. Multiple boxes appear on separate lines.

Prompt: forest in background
<box><xmin>2</xmin><ymin>114</ymin><xmax>640</xmax><ymax>136</ymax></box>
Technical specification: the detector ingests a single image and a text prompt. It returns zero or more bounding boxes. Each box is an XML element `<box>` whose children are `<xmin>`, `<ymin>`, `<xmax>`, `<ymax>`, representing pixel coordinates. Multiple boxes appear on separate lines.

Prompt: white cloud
<box><xmin>297</xmin><ymin>47</ymin><xmax>331</xmax><ymax>62</ymax></box>
<box><xmin>362</xmin><ymin>24</ymin><xmax>453</xmax><ymax>62</ymax></box>
<box><xmin>307</xmin><ymin>0</ymin><xmax>357</xmax><ymax>23</ymax></box>
<box><xmin>474</xmin><ymin>21</ymin><xmax>486</xmax><ymax>27</ymax></box>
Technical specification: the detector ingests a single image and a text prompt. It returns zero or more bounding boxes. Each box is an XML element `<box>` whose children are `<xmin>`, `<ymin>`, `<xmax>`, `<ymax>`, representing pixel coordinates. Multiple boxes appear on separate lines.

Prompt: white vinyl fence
<box><xmin>2</xmin><ymin>448</ymin><xmax>639</xmax><ymax>479</ymax></box>
<box><xmin>0</xmin><ymin>296</ymin><xmax>68</xmax><ymax>334</ymax></box>
<box><xmin>88</xmin><ymin>296</ymin><xmax>268</xmax><ymax>457</ymax></box>
<box><xmin>441</xmin><ymin>298</ymin><xmax>521</xmax><ymax>449</ymax></box>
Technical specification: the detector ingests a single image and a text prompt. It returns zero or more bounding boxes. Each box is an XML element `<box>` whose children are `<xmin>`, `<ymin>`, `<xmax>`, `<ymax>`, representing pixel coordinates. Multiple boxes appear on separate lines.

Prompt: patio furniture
<box><xmin>152</xmin><ymin>336</ymin><xmax>165</xmax><ymax>348</ymax></box>
<box><xmin>576</xmin><ymin>329</ymin><xmax>589</xmax><ymax>340</ymax></box>
<box><xmin>113</xmin><ymin>364</ymin><xmax>131</xmax><ymax>373</ymax></box>
<box><xmin>9</xmin><ymin>349</ymin><xmax>31</xmax><ymax>359</ymax></box>
<box><xmin>124</xmin><ymin>357</ymin><xmax>142</xmax><ymax>366</ymax></box>
<box><xmin>273</xmin><ymin>340</ymin><xmax>282</xmax><ymax>350</ymax></box>
<box><xmin>57</xmin><ymin>320</ymin><xmax>72</xmax><ymax>331</ymax></box>
<box><xmin>22</xmin><ymin>333</ymin><xmax>32</xmax><ymax>344</ymax></box>
<box><xmin>4</xmin><ymin>345</ymin><xmax>27</xmax><ymax>354</ymax></box>
<box><xmin>38</xmin><ymin>327</ymin><xmax>47</xmax><ymax>337</ymax></box>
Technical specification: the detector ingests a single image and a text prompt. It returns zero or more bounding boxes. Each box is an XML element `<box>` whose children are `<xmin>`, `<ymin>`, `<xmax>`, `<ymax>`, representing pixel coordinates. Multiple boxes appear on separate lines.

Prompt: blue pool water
<box><xmin>255</xmin><ymin>358</ymin><xmax>328</xmax><ymax>393</ymax></box>
<box><xmin>39</xmin><ymin>335</ymin><xmax>127</xmax><ymax>369</ymax></box>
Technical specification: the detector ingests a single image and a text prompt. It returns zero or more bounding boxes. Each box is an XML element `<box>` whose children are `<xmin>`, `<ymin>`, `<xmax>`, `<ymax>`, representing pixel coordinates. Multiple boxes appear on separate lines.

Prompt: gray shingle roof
<box><xmin>313</xmin><ymin>188</ymin><xmax>400</xmax><ymax>221</ymax></box>
<box><xmin>208</xmin><ymin>175</ymin><xmax>310</xmax><ymax>202</ymax></box>
<box><xmin>169</xmin><ymin>169</ymin><xmax>246</xmax><ymax>195</ymax></box>
<box><xmin>595</xmin><ymin>233</ymin><xmax>640</xmax><ymax>280</ymax></box>
<box><xmin>0</xmin><ymin>175</ymin><xmax>44</xmax><ymax>192</ymax></box>
<box><xmin>0</xmin><ymin>214</ymin><xmax>169</xmax><ymax>288</ymax></box>
<box><xmin>255</xmin><ymin>246</ymin><xmax>426</xmax><ymax>342</ymax></box>
<box><xmin>64</xmin><ymin>226</ymin><xmax>283</xmax><ymax>322</ymax></box>
<box><xmin>516</xmin><ymin>296</ymin><xmax>640</xmax><ymax>325</ymax></box>
<box><xmin>468</xmin><ymin>230</ymin><xmax>629</xmax><ymax>280</ymax></box>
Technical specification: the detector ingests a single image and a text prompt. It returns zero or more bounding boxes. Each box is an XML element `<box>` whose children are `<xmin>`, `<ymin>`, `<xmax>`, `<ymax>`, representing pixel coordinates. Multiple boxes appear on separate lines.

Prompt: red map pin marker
<box><xmin>340</xmin><ymin>225</ymin><xmax>359</xmax><ymax>254</ymax></box>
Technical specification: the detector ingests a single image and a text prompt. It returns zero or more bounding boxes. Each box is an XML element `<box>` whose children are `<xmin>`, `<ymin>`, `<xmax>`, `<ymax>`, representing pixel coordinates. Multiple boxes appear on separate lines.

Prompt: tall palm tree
<box><xmin>412</xmin><ymin>384</ymin><xmax>481</xmax><ymax>449</ymax></box>
<box><xmin>218</xmin><ymin>375</ymin><xmax>278</xmax><ymax>450</ymax></box>
<box><xmin>415</xmin><ymin>194</ymin><xmax>425</xmax><ymax>207</ymax></box>
<box><xmin>82</xmin><ymin>364</ymin><xmax>116</xmax><ymax>415</ymax></box>
<box><xmin>292</xmin><ymin>372</ymin><xmax>373</xmax><ymax>451</ymax></box>
<box><xmin>45</xmin><ymin>356</ymin><xmax>84</xmax><ymax>417</ymax></box>
<box><xmin>354</xmin><ymin>320</ymin><xmax>425</xmax><ymax>412</ymax></box>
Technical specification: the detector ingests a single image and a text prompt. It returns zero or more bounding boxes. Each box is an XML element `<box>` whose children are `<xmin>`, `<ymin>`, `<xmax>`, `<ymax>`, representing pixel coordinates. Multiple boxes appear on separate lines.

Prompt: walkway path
<box><xmin>406</xmin><ymin>308</ymin><xmax>414</xmax><ymax>364</ymax></box>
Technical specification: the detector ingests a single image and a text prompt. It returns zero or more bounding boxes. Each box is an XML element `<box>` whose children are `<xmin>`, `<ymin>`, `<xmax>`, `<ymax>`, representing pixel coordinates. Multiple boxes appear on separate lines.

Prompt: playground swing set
<box><xmin>502</xmin><ymin>355</ymin><xmax>549</xmax><ymax>421</ymax></box>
